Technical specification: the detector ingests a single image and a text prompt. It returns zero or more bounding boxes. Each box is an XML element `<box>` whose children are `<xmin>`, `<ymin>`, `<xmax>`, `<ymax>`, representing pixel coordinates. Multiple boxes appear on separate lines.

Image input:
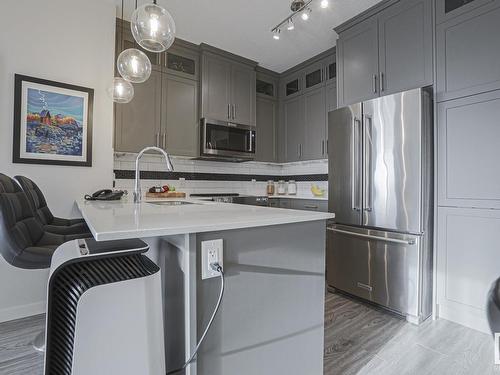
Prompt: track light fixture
<box><xmin>270</xmin><ymin>0</ymin><xmax>329</xmax><ymax>40</ymax></box>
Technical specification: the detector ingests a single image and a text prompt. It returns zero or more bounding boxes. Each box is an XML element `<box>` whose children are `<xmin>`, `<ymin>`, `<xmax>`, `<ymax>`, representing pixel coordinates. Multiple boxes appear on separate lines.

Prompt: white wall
<box><xmin>0</xmin><ymin>0</ymin><xmax>116</xmax><ymax>322</ymax></box>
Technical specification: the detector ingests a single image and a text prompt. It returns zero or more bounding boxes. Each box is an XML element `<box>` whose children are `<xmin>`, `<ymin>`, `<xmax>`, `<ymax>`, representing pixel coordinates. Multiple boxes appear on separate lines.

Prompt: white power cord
<box><xmin>166</xmin><ymin>263</ymin><xmax>225</xmax><ymax>375</ymax></box>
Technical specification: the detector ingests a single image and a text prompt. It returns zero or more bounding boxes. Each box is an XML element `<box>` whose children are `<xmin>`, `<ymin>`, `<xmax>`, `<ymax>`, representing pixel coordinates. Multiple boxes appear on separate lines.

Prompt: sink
<box><xmin>147</xmin><ymin>201</ymin><xmax>195</xmax><ymax>206</ymax></box>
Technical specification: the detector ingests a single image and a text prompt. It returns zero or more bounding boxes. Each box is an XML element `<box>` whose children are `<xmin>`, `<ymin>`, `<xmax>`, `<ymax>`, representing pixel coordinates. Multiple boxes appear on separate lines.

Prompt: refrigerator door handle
<box><xmin>352</xmin><ymin>117</ymin><xmax>361</xmax><ymax>211</ymax></box>
<box><xmin>327</xmin><ymin>227</ymin><xmax>416</xmax><ymax>245</ymax></box>
<box><xmin>363</xmin><ymin>114</ymin><xmax>373</xmax><ymax>212</ymax></box>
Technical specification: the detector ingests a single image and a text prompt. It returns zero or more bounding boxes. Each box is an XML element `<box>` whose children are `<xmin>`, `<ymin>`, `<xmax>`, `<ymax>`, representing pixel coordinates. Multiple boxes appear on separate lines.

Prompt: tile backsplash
<box><xmin>114</xmin><ymin>153</ymin><xmax>328</xmax><ymax>198</ymax></box>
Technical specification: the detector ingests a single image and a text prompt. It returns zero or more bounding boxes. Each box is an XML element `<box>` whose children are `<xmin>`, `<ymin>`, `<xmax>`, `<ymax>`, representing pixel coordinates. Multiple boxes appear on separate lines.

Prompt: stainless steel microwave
<box><xmin>200</xmin><ymin>118</ymin><xmax>256</xmax><ymax>161</ymax></box>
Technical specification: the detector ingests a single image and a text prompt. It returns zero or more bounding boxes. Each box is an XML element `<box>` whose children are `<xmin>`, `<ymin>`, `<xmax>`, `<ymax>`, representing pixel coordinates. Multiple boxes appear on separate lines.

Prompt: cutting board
<box><xmin>145</xmin><ymin>191</ymin><xmax>186</xmax><ymax>198</ymax></box>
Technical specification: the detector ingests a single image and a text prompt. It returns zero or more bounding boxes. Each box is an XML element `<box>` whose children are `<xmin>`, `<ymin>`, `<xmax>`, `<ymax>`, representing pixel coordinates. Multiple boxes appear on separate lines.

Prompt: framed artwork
<box><xmin>13</xmin><ymin>74</ymin><xmax>94</xmax><ymax>167</ymax></box>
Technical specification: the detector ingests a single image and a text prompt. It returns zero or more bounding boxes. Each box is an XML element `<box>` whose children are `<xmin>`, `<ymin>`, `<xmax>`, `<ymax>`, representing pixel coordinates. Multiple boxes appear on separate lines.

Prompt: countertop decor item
<box><xmin>311</xmin><ymin>184</ymin><xmax>325</xmax><ymax>197</ymax></box>
<box><xmin>13</xmin><ymin>74</ymin><xmax>94</xmax><ymax>167</ymax></box>
<box><xmin>277</xmin><ymin>180</ymin><xmax>287</xmax><ymax>195</ymax></box>
<box><xmin>288</xmin><ymin>180</ymin><xmax>297</xmax><ymax>195</ymax></box>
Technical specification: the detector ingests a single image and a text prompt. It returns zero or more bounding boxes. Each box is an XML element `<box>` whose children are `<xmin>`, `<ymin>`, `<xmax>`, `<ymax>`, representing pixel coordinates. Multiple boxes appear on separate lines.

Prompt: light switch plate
<box><xmin>201</xmin><ymin>239</ymin><xmax>223</xmax><ymax>280</ymax></box>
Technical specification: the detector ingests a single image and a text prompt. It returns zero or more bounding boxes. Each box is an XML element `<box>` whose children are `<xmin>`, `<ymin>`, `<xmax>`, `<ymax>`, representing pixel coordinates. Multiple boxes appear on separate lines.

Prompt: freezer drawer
<box><xmin>326</xmin><ymin>225</ymin><xmax>421</xmax><ymax>318</ymax></box>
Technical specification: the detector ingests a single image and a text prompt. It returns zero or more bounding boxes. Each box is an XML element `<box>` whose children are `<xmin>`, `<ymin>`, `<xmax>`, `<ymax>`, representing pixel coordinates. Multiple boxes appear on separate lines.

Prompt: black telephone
<box><xmin>84</xmin><ymin>189</ymin><xmax>125</xmax><ymax>201</ymax></box>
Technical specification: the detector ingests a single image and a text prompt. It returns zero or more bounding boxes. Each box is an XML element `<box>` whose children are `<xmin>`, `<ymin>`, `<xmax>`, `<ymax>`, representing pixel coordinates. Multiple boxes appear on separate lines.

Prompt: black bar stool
<box><xmin>14</xmin><ymin>175</ymin><xmax>91</xmax><ymax>236</ymax></box>
<box><xmin>0</xmin><ymin>173</ymin><xmax>92</xmax><ymax>351</ymax></box>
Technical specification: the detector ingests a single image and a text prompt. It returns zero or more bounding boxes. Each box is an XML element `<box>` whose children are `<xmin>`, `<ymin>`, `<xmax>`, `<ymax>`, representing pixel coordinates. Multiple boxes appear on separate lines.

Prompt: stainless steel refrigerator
<box><xmin>327</xmin><ymin>87</ymin><xmax>433</xmax><ymax>324</ymax></box>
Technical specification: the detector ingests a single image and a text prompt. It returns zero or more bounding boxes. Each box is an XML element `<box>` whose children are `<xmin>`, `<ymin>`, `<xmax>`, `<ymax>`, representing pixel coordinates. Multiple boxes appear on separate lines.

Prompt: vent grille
<box><xmin>44</xmin><ymin>254</ymin><xmax>159</xmax><ymax>375</ymax></box>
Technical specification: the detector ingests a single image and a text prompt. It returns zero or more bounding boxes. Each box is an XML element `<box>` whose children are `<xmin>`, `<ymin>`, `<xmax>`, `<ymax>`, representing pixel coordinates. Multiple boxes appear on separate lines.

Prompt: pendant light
<box><xmin>108</xmin><ymin>77</ymin><xmax>135</xmax><ymax>104</ymax></box>
<box><xmin>131</xmin><ymin>0</ymin><xmax>176</xmax><ymax>53</ymax></box>
<box><xmin>117</xmin><ymin>46</ymin><xmax>152</xmax><ymax>83</ymax></box>
<box><xmin>109</xmin><ymin>0</ymin><xmax>137</xmax><ymax>103</ymax></box>
<box><xmin>117</xmin><ymin>0</ymin><xmax>152</xmax><ymax>83</ymax></box>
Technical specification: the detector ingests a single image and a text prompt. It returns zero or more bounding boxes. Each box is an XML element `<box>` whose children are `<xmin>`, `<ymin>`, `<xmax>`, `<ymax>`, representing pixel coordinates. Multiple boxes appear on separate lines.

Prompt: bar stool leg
<box><xmin>32</xmin><ymin>330</ymin><xmax>45</xmax><ymax>352</ymax></box>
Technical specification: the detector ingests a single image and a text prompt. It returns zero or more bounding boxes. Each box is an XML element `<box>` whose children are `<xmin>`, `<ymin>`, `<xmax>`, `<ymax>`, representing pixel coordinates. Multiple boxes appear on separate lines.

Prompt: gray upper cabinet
<box><xmin>336</xmin><ymin>0</ymin><xmax>433</xmax><ymax>106</ymax></box>
<box><xmin>378</xmin><ymin>0</ymin><xmax>433</xmax><ymax>96</ymax></box>
<box><xmin>284</xmin><ymin>96</ymin><xmax>305</xmax><ymax>162</ymax></box>
<box><xmin>282</xmin><ymin>72</ymin><xmax>304</xmax><ymax>99</ymax></box>
<box><xmin>231</xmin><ymin>64</ymin><xmax>256</xmax><ymax>126</ymax></box>
<box><xmin>201</xmin><ymin>50</ymin><xmax>256</xmax><ymax>126</ymax></box>
<box><xmin>437</xmin><ymin>89</ymin><xmax>500</xmax><ymax>210</ymax></box>
<box><xmin>201</xmin><ymin>53</ymin><xmax>232</xmax><ymax>122</ymax></box>
<box><xmin>164</xmin><ymin>46</ymin><xmax>199</xmax><ymax>81</ymax></box>
<box><xmin>115</xmin><ymin>69</ymin><xmax>162</xmax><ymax>152</ymax></box>
<box><xmin>337</xmin><ymin>17</ymin><xmax>379</xmax><ymax>107</ymax></box>
<box><xmin>163</xmin><ymin>75</ymin><xmax>199</xmax><ymax>157</ymax></box>
<box><xmin>303</xmin><ymin>87</ymin><xmax>327</xmax><ymax>160</ymax></box>
<box><xmin>304</xmin><ymin>61</ymin><xmax>326</xmax><ymax>93</ymax></box>
<box><xmin>436</xmin><ymin>2</ymin><xmax>500</xmax><ymax>102</ymax></box>
<box><xmin>436</xmin><ymin>0</ymin><xmax>494</xmax><ymax>24</ymax></box>
<box><xmin>256</xmin><ymin>96</ymin><xmax>278</xmax><ymax>162</ymax></box>
<box><xmin>326</xmin><ymin>80</ymin><xmax>338</xmax><ymax>113</ymax></box>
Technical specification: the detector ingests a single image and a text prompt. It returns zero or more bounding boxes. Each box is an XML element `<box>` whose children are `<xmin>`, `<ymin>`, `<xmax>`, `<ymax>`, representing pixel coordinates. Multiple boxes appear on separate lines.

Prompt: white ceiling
<box><xmin>115</xmin><ymin>0</ymin><xmax>382</xmax><ymax>73</ymax></box>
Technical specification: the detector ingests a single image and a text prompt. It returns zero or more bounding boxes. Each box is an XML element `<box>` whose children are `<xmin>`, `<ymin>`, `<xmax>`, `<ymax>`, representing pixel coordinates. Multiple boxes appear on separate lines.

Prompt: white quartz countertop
<box><xmin>77</xmin><ymin>198</ymin><xmax>335</xmax><ymax>241</ymax></box>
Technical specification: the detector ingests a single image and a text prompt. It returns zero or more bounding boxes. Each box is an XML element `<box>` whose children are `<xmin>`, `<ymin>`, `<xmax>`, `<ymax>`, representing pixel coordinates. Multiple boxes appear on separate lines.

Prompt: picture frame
<box><xmin>13</xmin><ymin>74</ymin><xmax>94</xmax><ymax>167</ymax></box>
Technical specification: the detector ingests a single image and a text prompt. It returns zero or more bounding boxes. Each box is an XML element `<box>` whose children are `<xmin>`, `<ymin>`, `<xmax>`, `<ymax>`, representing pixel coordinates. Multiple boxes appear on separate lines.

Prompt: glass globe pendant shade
<box><xmin>117</xmin><ymin>48</ymin><xmax>152</xmax><ymax>83</ymax></box>
<box><xmin>107</xmin><ymin>77</ymin><xmax>134</xmax><ymax>103</ymax></box>
<box><xmin>131</xmin><ymin>2</ymin><xmax>176</xmax><ymax>53</ymax></box>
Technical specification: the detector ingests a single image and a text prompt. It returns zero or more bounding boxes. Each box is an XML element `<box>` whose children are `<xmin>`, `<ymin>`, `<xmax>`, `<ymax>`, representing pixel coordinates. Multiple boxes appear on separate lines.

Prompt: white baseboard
<box><xmin>438</xmin><ymin>303</ymin><xmax>490</xmax><ymax>334</ymax></box>
<box><xmin>0</xmin><ymin>301</ymin><xmax>46</xmax><ymax>323</ymax></box>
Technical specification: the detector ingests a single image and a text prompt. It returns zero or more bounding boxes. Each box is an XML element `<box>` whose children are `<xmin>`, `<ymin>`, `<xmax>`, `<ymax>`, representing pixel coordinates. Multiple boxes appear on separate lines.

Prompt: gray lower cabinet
<box><xmin>436</xmin><ymin>2</ymin><xmax>500</xmax><ymax>102</ymax></box>
<box><xmin>256</xmin><ymin>96</ymin><xmax>278</xmax><ymax>162</ymax></box>
<box><xmin>378</xmin><ymin>0</ymin><xmax>433</xmax><ymax>96</ymax></box>
<box><xmin>337</xmin><ymin>17</ymin><xmax>379</xmax><ymax>107</ymax></box>
<box><xmin>163</xmin><ymin>75</ymin><xmax>199</xmax><ymax>157</ymax></box>
<box><xmin>291</xmin><ymin>199</ymin><xmax>328</xmax><ymax>212</ymax></box>
<box><xmin>115</xmin><ymin>69</ymin><xmax>162</xmax><ymax>152</ymax></box>
<box><xmin>436</xmin><ymin>206</ymin><xmax>500</xmax><ymax>331</ymax></box>
<box><xmin>284</xmin><ymin>96</ymin><xmax>305</xmax><ymax>162</ymax></box>
<box><xmin>437</xmin><ymin>89</ymin><xmax>500</xmax><ymax>209</ymax></box>
<box><xmin>303</xmin><ymin>87</ymin><xmax>327</xmax><ymax>160</ymax></box>
<box><xmin>269</xmin><ymin>198</ymin><xmax>328</xmax><ymax>212</ymax></box>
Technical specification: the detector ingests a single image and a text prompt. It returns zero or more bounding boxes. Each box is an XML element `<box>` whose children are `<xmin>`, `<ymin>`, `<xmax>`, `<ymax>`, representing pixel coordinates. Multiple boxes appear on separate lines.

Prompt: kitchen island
<box><xmin>77</xmin><ymin>198</ymin><xmax>334</xmax><ymax>375</ymax></box>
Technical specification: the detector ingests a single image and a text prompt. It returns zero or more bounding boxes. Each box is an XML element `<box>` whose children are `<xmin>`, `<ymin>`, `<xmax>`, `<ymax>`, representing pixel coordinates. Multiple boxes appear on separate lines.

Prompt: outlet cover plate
<box><xmin>201</xmin><ymin>239</ymin><xmax>223</xmax><ymax>280</ymax></box>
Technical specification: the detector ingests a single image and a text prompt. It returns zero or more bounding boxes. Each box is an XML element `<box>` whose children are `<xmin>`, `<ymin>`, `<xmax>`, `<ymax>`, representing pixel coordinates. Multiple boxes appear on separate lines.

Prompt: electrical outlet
<box><xmin>201</xmin><ymin>239</ymin><xmax>223</xmax><ymax>280</ymax></box>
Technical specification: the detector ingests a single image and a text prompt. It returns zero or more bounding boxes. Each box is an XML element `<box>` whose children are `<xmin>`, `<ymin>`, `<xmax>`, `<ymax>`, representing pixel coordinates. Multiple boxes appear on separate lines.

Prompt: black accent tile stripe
<box><xmin>114</xmin><ymin>170</ymin><xmax>328</xmax><ymax>182</ymax></box>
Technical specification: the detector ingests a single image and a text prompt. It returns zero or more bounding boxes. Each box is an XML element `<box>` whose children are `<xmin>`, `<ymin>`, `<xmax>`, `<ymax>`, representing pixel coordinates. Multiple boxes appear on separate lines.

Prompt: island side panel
<box><xmin>196</xmin><ymin>221</ymin><xmax>326</xmax><ymax>375</ymax></box>
<box><xmin>158</xmin><ymin>234</ymin><xmax>198</xmax><ymax>375</ymax></box>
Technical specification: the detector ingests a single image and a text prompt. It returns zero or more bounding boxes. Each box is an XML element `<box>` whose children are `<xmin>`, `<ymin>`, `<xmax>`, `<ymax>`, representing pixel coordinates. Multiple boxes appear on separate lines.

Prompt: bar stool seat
<box><xmin>14</xmin><ymin>175</ymin><xmax>91</xmax><ymax>237</ymax></box>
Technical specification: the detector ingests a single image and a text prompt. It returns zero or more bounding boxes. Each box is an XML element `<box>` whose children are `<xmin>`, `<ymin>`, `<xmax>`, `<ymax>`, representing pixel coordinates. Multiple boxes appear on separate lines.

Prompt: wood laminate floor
<box><xmin>1</xmin><ymin>292</ymin><xmax>499</xmax><ymax>374</ymax></box>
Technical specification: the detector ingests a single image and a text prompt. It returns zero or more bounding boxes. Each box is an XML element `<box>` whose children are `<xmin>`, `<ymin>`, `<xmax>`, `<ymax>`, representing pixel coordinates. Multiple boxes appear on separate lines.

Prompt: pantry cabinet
<box><xmin>114</xmin><ymin>20</ymin><xmax>200</xmax><ymax>156</ymax></box>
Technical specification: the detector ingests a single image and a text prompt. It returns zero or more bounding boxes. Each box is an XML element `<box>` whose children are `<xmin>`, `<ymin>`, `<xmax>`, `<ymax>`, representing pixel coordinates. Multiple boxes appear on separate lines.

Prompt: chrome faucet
<box><xmin>134</xmin><ymin>146</ymin><xmax>174</xmax><ymax>203</ymax></box>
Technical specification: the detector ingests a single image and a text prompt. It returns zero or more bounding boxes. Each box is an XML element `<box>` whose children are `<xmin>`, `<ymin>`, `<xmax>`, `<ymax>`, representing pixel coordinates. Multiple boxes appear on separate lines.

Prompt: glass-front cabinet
<box><xmin>436</xmin><ymin>0</ymin><xmax>494</xmax><ymax>23</ymax></box>
<box><xmin>163</xmin><ymin>46</ymin><xmax>199</xmax><ymax>80</ymax></box>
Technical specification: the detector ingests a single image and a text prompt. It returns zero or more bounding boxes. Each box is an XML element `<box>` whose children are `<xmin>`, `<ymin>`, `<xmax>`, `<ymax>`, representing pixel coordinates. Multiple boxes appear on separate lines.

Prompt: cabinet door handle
<box><xmin>162</xmin><ymin>133</ymin><xmax>167</xmax><ymax>149</ymax></box>
<box><xmin>228</xmin><ymin>104</ymin><xmax>231</xmax><ymax>119</ymax></box>
<box><xmin>380</xmin><ymin>72</ymin><xmax>384</xmax><ymax>92</ymax></box>
<box><xmin>304</xmin><ymin>205</ymin><xmax>319</xmax><ymax>209</ymax></box>
<box><xmin>372</xmin><ymin>74</ymin><xmax>378</xmax><ymax>94</ymax></box>
<box><xmin>156</xmin><ymin>132</ymin><xmax>160</xmax><ymax>147</ymax></box>
<box><xmin>232</xmin><ymin>104</ymin><xmax>236</xmax><ymax>120</ymax></box>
